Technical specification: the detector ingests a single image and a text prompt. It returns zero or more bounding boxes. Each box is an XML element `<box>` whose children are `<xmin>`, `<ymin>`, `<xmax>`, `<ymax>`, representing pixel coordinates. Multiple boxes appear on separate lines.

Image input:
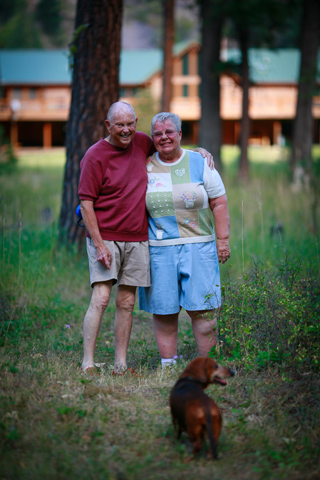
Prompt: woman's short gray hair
<box><xmin>151</xmin><ymin>112</ymin><xmax>181</xmax><ymax>135</ymax></box>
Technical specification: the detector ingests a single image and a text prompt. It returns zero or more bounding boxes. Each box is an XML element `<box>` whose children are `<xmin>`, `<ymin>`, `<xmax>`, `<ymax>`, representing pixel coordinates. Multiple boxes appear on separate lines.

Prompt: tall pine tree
<box><xmin>59</xmin><ymin>0</ymin><xmax>123</xmax><ymax>244</ymax></box>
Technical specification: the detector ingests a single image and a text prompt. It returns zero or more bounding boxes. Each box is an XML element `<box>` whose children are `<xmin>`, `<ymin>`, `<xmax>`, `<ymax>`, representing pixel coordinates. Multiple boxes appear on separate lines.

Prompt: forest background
<box><xmin>0</xmin><ymin>0</ymin><xmax>202</xmax><ymax>50</ymax></box>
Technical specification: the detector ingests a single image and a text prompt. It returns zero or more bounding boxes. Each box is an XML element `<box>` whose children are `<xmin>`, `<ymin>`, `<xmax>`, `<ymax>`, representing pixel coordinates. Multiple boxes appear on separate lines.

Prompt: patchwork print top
<box><xmin>146</xmin><ymin>150</ymin><xmax>226</xmax><ymax>246</ymax></box>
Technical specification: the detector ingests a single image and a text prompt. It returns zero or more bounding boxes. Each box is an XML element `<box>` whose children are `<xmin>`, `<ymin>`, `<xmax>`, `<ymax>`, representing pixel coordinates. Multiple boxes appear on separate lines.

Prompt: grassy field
<box><xmin>0</xmin><ymin>147</ymin><xmax>319</xmax><ymax>480</ymax></box>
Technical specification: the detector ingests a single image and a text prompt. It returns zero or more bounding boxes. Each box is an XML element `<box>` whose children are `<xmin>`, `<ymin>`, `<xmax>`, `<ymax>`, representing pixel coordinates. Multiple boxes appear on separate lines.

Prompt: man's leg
<box><xmin>113</xmin><ymin>284</ymin><xmax>137</xmax><ymax>371</ymax></box>
<box><xmin>187</xmin><ymin>310</ymin><xmax>217</xmax><ymax>356</ymax></box>
<box><xmin>153</xmin><ymin>313</ymin><xmax>179</xmax><ymax>360</ymax></box>
<box><xmin>81</xmin><ymin>281</ymin><xmax>113</xmax><ymax>371</ymax></box>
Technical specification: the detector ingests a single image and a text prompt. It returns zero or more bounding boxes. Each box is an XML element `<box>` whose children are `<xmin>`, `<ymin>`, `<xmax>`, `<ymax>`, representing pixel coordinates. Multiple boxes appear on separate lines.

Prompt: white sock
<box><xmin>161</xmin><ymin>358</ymin><xmax>177</xmax><ymax>369</ymax></box>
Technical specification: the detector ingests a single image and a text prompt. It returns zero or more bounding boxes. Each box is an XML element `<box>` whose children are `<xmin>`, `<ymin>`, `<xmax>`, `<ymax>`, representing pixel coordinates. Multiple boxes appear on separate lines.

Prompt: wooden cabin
<box><xmin>0</xmin><ymin>42</ymin><xmax>319</xmax><ymax>148</ymax></box>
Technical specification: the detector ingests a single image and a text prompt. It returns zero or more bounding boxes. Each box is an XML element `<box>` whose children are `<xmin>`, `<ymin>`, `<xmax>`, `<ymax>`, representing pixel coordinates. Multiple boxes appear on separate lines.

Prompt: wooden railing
<box><xmin>0</xmin><ymin>98</ymin><xmax>70</xmax><ymax>121</ymax></box>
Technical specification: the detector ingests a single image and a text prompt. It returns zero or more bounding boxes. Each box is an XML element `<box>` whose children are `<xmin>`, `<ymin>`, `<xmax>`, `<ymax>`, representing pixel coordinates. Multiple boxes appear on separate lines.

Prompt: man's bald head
<box><xmin>105</xmin><ymin>102</ymin><xmax>138</xmax><ymax>149</ymax></box>
<box><xmin>107</xmin><ymin>102</ymin><xmax>136</xmax><ymax>123</ymax></box>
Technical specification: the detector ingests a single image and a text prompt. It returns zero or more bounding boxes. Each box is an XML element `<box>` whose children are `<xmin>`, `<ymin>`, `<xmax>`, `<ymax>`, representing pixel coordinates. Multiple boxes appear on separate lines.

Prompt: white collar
<box><xmin>156</xmin><ymin>149</ymin><xmax>186</xmax><ymax>166</ymax></box>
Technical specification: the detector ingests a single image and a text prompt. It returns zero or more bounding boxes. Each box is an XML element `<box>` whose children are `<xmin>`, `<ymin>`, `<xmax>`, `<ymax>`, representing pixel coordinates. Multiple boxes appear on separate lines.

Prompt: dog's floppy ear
<box><xmin>182</xmin><ymin>357</ymin><xmax>214</xmax><ymax>385</ymax></box>
<box><xmin>205</xmin><ymin>357</ymin><xmax>218</xmax><ymax>380</ymax></box>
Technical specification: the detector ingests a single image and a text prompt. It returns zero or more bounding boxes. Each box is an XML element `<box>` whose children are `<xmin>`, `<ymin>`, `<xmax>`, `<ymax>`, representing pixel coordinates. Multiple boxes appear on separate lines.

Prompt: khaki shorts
<box><xmin>86</xmin><ymin>238</ymin><xmax>150</xmax><ymax>287</ymax></box>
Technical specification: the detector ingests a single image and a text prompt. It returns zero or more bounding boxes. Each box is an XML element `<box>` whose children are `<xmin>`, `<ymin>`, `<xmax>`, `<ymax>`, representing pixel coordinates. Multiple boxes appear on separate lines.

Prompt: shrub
<box><xmin>209</xmin><ymin>255</ymin><xmax>320</xmax><ymax>371</ymax></box>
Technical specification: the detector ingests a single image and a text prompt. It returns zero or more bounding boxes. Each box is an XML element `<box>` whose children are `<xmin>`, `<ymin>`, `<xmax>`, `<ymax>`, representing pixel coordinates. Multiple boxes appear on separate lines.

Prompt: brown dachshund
<box><xmin>169</xmin><ymin>357</ymin><xmax>235</xmax><ymax>459</ymax></box>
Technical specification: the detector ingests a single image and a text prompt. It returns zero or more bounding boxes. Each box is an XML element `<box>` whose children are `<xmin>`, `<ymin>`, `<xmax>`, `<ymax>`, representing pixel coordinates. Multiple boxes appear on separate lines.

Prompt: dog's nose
<box><xmin>229</xmin><ymin>369</ymin><xmax>236</xmax><ymax>376</ymax></box>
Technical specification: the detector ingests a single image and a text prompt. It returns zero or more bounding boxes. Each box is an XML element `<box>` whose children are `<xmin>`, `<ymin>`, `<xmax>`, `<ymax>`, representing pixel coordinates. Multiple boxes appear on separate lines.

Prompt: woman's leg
<box><xmin>153</xmin><ymin>313</ymin><xmax>179</xmax><ymax>359</ymax></box>
<box><xmin>187</xmin><ymin>310</ymin><xmax>217</xmax><ymax>356</ymax></box>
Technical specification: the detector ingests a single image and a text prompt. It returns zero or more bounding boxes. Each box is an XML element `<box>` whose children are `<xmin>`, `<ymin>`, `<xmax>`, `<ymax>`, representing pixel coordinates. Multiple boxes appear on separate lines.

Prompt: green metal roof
<box><xmin>0</xmin><ymin>46</ymin><xmax>318</xmax><ymax>87</ymax></box>
<box><xmin>0</xmin><ymin>42</ymin><xmax>195</xmax><ymax>86</ymax></box>
<box><xmin>120</xmin><ymin>49</ymin><xmax>162</xmax><ymax>85</ymax></box>
<box><xmin>227</xmin><ymin>48</ymin><xmax>306</xmax><ymax>84</ymax></box>
<box><xmin>0</xmin><ymin>48</ymin><xmax>163</xmax><ymax>86</ymax></box>
<box><xmin>119</xmin><ymin>41</ymin><xmax>198</xmax><ymax>85</ymax></box>
<box><xmin>0</xmin><ymin>50</ymin><xmax>71</xmax><ymax>85</ymax></box>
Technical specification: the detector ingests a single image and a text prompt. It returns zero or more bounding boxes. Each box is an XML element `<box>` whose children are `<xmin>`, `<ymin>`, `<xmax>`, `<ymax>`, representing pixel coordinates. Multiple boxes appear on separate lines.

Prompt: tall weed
<box><xmin>209</xmin><ymin>255</ymin><xmax>320</xmax><ymax>371</ymax></box>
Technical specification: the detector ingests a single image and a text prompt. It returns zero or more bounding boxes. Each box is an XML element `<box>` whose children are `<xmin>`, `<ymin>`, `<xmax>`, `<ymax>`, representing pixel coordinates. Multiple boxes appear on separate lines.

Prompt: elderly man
<box><xmin>78</xmin><ymin>102</ymin><xmax>212</xmax><ymax>374</ymax></box>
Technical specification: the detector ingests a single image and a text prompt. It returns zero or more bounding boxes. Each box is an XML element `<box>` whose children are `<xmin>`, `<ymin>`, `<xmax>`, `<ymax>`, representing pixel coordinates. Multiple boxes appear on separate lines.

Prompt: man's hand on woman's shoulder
<box><xmin>194</xmin><ymin>147</ymin><xmax>214</xmax><ymax>170</ymax></box>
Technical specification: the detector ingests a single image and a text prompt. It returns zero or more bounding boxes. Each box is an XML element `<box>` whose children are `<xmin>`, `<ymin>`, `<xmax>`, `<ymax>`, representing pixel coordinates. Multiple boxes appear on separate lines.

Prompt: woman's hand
<box><xmin>216</xmin><ymin>238</ymin><xmax>231</xmax><ymax>264</ymax></box>
<box><xmin>209</xmin><ymin>195</ymin><xmax>230</xmax><ymax>264</ymax></box>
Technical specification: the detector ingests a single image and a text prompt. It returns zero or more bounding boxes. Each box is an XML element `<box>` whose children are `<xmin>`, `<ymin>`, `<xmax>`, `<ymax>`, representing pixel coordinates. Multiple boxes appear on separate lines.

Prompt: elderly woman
<box><xmin>139</xmin><ymin>112</ymin><xmax>231</xmax><ymax>369</ymax></box>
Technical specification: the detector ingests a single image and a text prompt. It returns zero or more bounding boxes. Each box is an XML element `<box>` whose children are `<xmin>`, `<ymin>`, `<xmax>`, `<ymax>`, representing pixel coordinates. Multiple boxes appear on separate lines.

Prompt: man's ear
<box><xmin>104</xmin><ymin>119</ymin><xmax>110</xmax><ymax>131</ymax></box>
<box><xmin>135</xmin><ymin>117</ymin><xmax>138</xmax><ymax>126</ymax></box>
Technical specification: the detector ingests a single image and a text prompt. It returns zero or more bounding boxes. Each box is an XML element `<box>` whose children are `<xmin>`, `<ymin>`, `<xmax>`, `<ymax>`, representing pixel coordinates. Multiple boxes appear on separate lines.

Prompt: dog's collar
<box><xmin>182</xmin><ymin>375</ymin><xmax>207</xmax><ymax>386</ymax></box>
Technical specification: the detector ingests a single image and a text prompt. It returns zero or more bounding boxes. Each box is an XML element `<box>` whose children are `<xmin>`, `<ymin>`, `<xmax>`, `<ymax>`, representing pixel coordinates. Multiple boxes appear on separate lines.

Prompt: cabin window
<box><xmin>29</xmin><ymin>88</ymin><xmax>37</xmax><ymax>99</ymax></box>
<box><xmin>183</xmin><ymin>85</ymin><xmax>188</xmax><ymax>97</ymax></box>
<box><xmin>12</xmin><ymin>88</ymin><xmax>22</xmax><ymax>99</ymax></box>
<box><xmin>120</xmin><ymin>87</ymin><xmax>137</xmax><ymax>98</ymax></box>
<box><xmin>182</xmin><ymin>54</ymin><xmax>188</xmax><ymax>75</ymax></box>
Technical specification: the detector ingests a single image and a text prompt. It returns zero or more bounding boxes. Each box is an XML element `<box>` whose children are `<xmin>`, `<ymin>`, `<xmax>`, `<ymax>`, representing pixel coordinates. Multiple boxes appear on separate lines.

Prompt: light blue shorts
<box><xmin>139</xmin><ymin>241</ymin><xmax>221</xmax><ymax>315</ymax></box>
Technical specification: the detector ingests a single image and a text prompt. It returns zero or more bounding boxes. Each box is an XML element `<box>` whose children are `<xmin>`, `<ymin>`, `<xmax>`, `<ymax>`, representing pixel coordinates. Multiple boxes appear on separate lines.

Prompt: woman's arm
<box><xmin>209</xmin><ymin>194</ymin><xmax>231</xmax><ymax>264</ymax></box>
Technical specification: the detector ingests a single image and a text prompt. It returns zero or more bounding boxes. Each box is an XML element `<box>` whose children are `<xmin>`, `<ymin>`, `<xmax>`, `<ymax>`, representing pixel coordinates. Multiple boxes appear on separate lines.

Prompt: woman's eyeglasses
<box><xmin>152</xmin><ymin>129</ymin><xmax>178</xmax><ymax>138</ymax></box>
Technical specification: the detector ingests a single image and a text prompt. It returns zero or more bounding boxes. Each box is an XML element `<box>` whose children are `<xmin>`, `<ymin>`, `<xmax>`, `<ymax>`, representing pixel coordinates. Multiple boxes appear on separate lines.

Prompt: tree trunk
<box><xmin>161</xmin><ymin>0</ymin><xmax>174</xmax><ymax>112</ymax></box>
<box><xmin>291</xmin><ymin>0</ymin><xmax>320</xmax><ymax>186</ymax></box>
<box><xmin>59</xmin><ymin>0</ymin><xmax>123</xmax><ymax>245</ymax></box>
<box><xmin>199</xmin><ymin>0</ymin><xmax>222</xmax><ymax>170</ymax></box>
<box><xmin>238</xmin><ymin>29</ymin><xmax>250</xmax><ymax>182</ymax></box>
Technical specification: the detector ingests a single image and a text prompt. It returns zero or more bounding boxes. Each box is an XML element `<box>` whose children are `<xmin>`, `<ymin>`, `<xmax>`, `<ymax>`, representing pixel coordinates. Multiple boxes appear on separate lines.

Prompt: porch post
<box><xmin>10</xmin><ymin>122</ymin><xmax>19</xmax><ymax>147</ymax></box>
<box><xmin>43</xmin><ymin>122</ymin><xmax>52</xmax><ymax>148</ymax></box>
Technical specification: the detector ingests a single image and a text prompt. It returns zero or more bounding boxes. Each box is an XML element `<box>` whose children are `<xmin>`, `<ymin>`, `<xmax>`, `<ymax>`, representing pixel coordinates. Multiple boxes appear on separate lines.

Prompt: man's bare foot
<box><xmin>81</xmin><ymin>362</ymin><xmax>95</xmax><ymax>372</ymax></box>
<box><xmin>82</xmin><ymin>366</ymin><xmax>99</xmax><ymax>376</ymax></box>
<box><xmin>112</xmin><ymin>367</ymin><xmax>139</xmax><ymax>376</ymax></box>
<box><xmin>112</xmin><ymin>363</ymin><xmax>127</xmax><ymax>374</ymax></box>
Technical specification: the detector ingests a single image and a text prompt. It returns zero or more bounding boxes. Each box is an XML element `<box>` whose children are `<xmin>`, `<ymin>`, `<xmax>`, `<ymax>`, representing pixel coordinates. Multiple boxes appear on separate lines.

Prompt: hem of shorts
<box><xmin>148</xmin><ymin>235</ymin><xmax>214</xmax><ymax>247</ymax></box>
<box><xmin>119</xmin><ymin>281</ymin><xmax>151</xmax><ymax>287</ymax></box>
<box><xmin>139</xmin><ymin>306</ymin><xmax>181</xmax><ymax>315</ymax></box>
<box><xmin>86</xmin><ymin>232</ymin><xmax>148</xmax><ymax>242</ymax></box>
<box><xmin>180</xmin><ymin>304</ymin><xmax>220</xmax><ymax>311</ymax></box>
<box><xmin>91</xmin><ymin>278</ymin><xmax>117</xmax><ymax>287</ymax></box>
<box><xmin>140</xmin><ymin>302</ymin><xmax>221</xmax><ymax>314</ymax></box>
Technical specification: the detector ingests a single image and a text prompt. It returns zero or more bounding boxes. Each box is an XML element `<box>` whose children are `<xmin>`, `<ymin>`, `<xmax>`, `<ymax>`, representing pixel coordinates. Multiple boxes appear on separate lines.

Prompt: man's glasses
<box><xmin>152</xmin><ymin>129</ymin><xmax>178</xmax><ymax>138</ymax></box>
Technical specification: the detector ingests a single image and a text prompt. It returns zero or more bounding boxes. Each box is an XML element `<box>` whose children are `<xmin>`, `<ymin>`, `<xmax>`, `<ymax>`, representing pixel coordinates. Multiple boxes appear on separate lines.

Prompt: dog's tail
<box><xmin>205</xmin><ymin>409</ymin><xmax>218</xmax><ymax>459</ymax></box>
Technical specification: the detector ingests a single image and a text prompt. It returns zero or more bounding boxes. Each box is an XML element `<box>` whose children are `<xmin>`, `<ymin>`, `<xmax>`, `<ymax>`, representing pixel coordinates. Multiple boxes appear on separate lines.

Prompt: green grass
<box><xmin>0</xmin><ymin>147</ymin><xmax>319</xmax><ymax>479</ymax></box>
